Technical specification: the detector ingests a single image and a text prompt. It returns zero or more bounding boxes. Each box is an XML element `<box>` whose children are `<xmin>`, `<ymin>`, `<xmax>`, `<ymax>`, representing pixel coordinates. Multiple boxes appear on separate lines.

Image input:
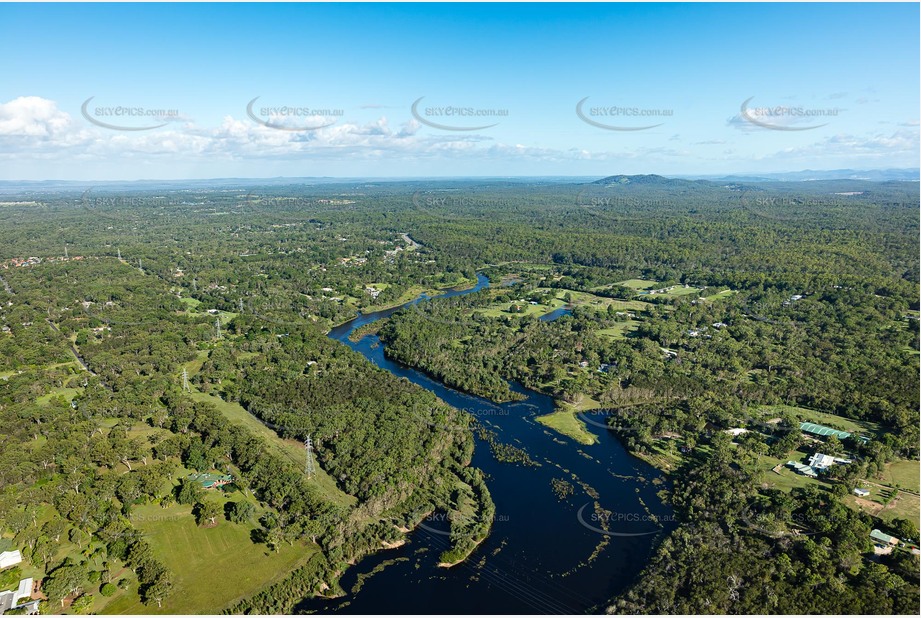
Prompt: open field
<box><xmin>702</xmin><ymin>289</ymin><xmax>736</xmax><ymax>301</ymax></box>
<box><xmin>557</xmin><ymin>289</ymin><xmax>651</xmax><ymax>311</ymax></box>
<box><xmin>535</xmin><ymin>396</ymin><xmax>605</xmax><ymax>446</ymax></box>
<box><xmin>877</xmin><ymin>460</ymin><xmax>921</xmax><ymax>494</ymax></box>
<box><xmin>535</xmin><ymin>407</ymin><xmax>597</xmax><ymax>446</ymax></box>
<box><xmin>845</xmin><ymin>491</ymin><xmax>921</xmax><ymax>524</ymax></box>
<box><xmin>754</xmin><ymin>404</ymin><xmax>879</xmax><ymax>437</ymax></box>
<box><xmin>35</xmin><ymin>386</ymin><xmax>82</xmax><ymax>405</ymax></box>
<box><xmin>475</xmin><ymin>297</ymin><xmax>566</xmax><ymax>319</ymax></box>
<box><xmin>597</xmin><ymin>320</ymin><xmax>640</xmax><ymax>339</ymax></box>
<box><xmin>615</xmin><ymin>279</ymin><xmax>659</xmax><ymax>290</ymax></box>
<box><xmin>100</xmin><ymin>502</ymin><xmax>312</xmax><ymax>614</ymax></box>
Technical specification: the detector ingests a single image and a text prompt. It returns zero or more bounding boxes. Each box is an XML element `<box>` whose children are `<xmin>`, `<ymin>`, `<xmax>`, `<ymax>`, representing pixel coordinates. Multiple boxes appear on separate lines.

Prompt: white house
<box><xmin>853</xmin><ymin>488</ymin><xmax>870</xmax><ymax>497</ymax></box>
<box><xmin>808</xmin><ymin>453</ymin><xmax>836</xmax><ymax>470</ymax></box>
<box><xmin>0</xmin><ymin>551</ymin><xmax>21</xmax><ymax>569</ymax></box>
<box><xmin>0</xmin><ymin>577</ymin><xmax>34</xmax><ymax>614</ymax></box>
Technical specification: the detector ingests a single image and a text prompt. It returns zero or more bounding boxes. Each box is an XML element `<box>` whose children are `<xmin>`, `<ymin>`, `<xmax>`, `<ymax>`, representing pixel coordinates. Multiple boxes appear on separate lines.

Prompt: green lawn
<box><xmin>597</xmin><ymin>320</ymin><xmax>639</xmax><ymax>339</ymax></box>
<box><xmin>100</xmin><ymin>503</ymin><xmax>311</xmax><ymax>614</ymax></box>
<box><xmin>535</xmin><ymin>398</ymin><xmax>601</xmax><ymax>446</ymax></box>
<box><xmin>878</xmin><ymin>460</ymin><xmax>921</xmax><ymax>494</ymax></box>
<box><xmin>555</xmin><ymin>289</ymin><xmax>651</xmax><ymax>311</ymax></box>
<box><xmin>615</xmin><ymin>279</ymin><xmax>659</xmax><ymax>290</ymax></box>
<box><xmin>702</xmin><ymin>289</ymin><xmax>736</xmax><ymax>301</ymax></box>
<box><xmin>35</xmin><ymin>386</ymin><xmax>82</xmax><ymax>406</ymax></box>
<box><xmin>845</xmin><ymin>490</ymin><xmax>921</xmax><ymax>524</ymax></box>
<box><xmin>475</xmin><ymin>297</ymin><xmax>566</xmax><ymax>319</ymax></box>
<box><xmin>755</xmin><ymin>404</ymin><xmax>878</xmax><ymax>436</ymax></box>
<box><xmin>655</xmin><ymin>285</ymin><xmax>704</xmax><ymax>298</ymax></box>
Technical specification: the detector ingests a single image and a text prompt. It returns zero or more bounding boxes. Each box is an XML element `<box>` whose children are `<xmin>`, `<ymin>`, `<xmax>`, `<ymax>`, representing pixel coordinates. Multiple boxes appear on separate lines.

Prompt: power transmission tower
<box><xmin>192</xmin><ymin>278</ymin><xmax>197</xmax><ymax>292</ymax></box>
<box><xmin>117</xmin><ymin>248</ymin><xmax>121</xmax><ymax>260</ymax></box>
<box><xmin>239</xmin><ymin>298</ymin><xmax>244</xmax><ymax>313</ymax></box>
<box><xmin>181</xmin><ymin>368</ymin><xmax>190</xmax><ymax>392</ymax></box>
<box><xmin>64</xmin><ymin>244</ymin><xmax>68</xmax><ymax>259</ymax></box>
<box><xmin>305</xmin><ymin>435</ymin><xmax>316</xmax><ymax>479</ymax></box>
<box><xmin>138</xmin><ymin>258</ymin><xmax>143</xmax><ymax>271</ymax></box>
<box><xmin>215</xmin><ymin>318</ymin><xmax>222</xmax><ymax>339</ymax></box>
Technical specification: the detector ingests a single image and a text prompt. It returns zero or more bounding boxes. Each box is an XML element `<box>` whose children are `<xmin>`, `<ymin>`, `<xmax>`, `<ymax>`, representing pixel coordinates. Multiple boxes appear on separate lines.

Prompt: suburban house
<box><xmin>870</xmin><ymin>529</ymin><xmax>900</xmax><ymax>547</ymax></box>
<box><xmin>786</xmin><ymin>461</ymin><xmax>818</xmax><ymax>478</ymax></box>
<box><xmin>188</xmin><ymin>472</ymin><xmax>233</xmax><ymax>489</ymax></box>
<box><xmin>0</xmin><ymin>577</ymin><xmax>38</xmax><ymax>615</ymax></box>
<box><xmin>853</xmin><ymin>488</ymin><xmax>870</xmax><ymax>497</ymax></box>
<box><xmin>0</xmin><ymin>552</ymin><xmax>20</xmax><ymax>570</ymax></box>
<box><xmin>807</xmin><ymin>452</ymin><xmax>852</xmax><ymax>471</ymax></box>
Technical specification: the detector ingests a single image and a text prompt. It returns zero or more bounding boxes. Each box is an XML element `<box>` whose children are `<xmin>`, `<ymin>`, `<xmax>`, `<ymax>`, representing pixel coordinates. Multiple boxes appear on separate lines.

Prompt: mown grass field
<box><xmin>100</xmin><ymin>502</ymin><xmax>312</xmax><ymax>614</ymax></box>
<box><xmin>597</xmin><ymin>320</ymin><xmax>639</xmax><ymax>339</ymax></box>
<box><xmin>702</xmin><ymin>289</ymin><xmax>736</xmax><ymax>301</ymax></box>
<box><xmin>755</xmin><ymin>404</ymin><xmax>879</xmax><ymax>436</ymax></box>
<box><xmin>615</xmin><ymin>279</ymin><xmax>659</xmax><ymax>290</ymax></box>
<box><xmin>878</xmin><ymin>460</ymin><xmax>921</xmax><ymax>494</ymax></box>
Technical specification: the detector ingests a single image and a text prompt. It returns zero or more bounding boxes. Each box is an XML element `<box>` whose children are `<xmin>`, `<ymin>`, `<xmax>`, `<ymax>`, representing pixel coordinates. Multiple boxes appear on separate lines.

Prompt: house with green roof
<box><xmin>870</xmin><ymin>528</ymin><xmax>899</xmax><ymax>547</ymax></box>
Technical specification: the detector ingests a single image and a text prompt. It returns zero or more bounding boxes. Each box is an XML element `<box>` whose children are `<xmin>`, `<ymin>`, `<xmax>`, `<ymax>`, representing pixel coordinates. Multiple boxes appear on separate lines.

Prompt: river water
<box><xmin>297</xmin><ymin>274</ymin><xmax>673</xmax><ymax>614</ymax></box>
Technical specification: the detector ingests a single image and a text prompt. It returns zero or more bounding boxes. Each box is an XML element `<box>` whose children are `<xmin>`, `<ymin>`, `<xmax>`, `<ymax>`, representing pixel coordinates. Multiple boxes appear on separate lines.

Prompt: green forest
<box><xmin>0</xmin><ymin>175</ymin><xmax>918</xmax><ymax>614</ymax></box>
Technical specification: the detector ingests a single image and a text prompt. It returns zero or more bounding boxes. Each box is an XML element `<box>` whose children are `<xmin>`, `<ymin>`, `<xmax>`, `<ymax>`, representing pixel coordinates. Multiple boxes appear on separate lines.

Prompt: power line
<box><xmin>305</xmin><ymin>434</ymin><xmax>316</xmax><ymax>479</ymax></box>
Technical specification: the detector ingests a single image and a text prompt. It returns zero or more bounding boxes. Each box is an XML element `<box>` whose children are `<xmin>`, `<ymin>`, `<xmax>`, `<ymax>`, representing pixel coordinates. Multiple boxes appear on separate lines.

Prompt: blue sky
<box><xmin>0</xmin><ymin>2</ymin><xmax>917</xmax><ymax>180</ymax></box>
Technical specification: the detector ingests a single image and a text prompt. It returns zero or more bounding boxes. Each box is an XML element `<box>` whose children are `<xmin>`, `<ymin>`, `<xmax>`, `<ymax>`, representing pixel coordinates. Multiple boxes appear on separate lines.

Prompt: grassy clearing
<box><xmin>597</xmin><ymin>320</ymin><xmax>639</xmax><ymax>339</ymax></box>
<box><xmin>535</xmin><ymin>396</ymin><xmax>603</xmax><ymax>446</ymax></box>
<box><xmin>186</xmin><ymin>387</ymin><xmax>354</xmax><ymax>508</ymax></box>
<box><xmin>476</xmin><ymin>297</ymin><xmax>566</xmax><ymax>319</ymax></box>
<box><xmin>553</xmin><ymin>289</ymin><xmax>650</xmax><ymax>312</ymax></box>
<box><xmin>755</xmin><ymin>404</ymin><xmax>878</xmax><ymax>436</ymax></box>
<box><xmin>878</xmin><ymin>460</ymin><xmax>921</xmax><ymax>494</ymax></box>
<box><xmin>615</xmin><ymin>279</ymin><xmax>659</xmax><ymax>290</ymax></box>
<box><xmin>702</xmin><ymin>289</ymin><xmax>736</xmax><ymax>301</ymax></box>
<box><xmin>100</xmin><ymin>502</ymin><xmax>311</xmax><ymax>614</ymax></box>
<box><xmin>35</xmin><ymin>386</ymin><xmax>82</xmax><ymax>405</ymax></box>
<box><xmin>656</xmin><ymin>286</ymin><xmax>704</xmax><ymax>298</ymax></box>
<box><xmin>535</xmin><ymin>408</ymin><xmax>597</xmax><ymax>446</ymax></box>
<box><xmin>177</xmin><ymin>296</ymin><xmax>201</xmax><ymax>309</ymax></box>
<box><xmin>845</xmin><ymin>491</ymin><xmax>921</xmax><ymax>524</ymax></box>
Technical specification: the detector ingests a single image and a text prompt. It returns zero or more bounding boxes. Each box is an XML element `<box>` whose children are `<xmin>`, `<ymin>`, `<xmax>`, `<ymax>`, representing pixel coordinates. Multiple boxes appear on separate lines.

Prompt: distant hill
<box><xmin>590</xmin><ymin>174</ymin><xmax>708</xmax><ymax>187</ymax></box>
<box><xmin>679</xmin><ymin>169</ymin><xmax>920</xmax><ymax>182</ymax></box>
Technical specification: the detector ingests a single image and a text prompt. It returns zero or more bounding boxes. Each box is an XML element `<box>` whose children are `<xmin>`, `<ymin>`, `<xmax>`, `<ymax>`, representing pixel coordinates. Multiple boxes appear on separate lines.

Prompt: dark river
<box><xmin>298</xmin><ymin>274</ymin><xmax>674</xmax><ymax>615</ymax></box>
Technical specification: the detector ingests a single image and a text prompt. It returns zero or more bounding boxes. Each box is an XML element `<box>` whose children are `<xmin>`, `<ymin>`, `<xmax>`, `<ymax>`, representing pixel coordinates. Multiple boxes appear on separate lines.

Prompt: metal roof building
<box><xmin>870</xmin><ymin>529</ymin><xmax>899</xmax><ymax>546</ymax></box>
<box><xmin>799</xmin><ymin>422</ymin><xmax>852</xmax><ymax>440</ymax></box>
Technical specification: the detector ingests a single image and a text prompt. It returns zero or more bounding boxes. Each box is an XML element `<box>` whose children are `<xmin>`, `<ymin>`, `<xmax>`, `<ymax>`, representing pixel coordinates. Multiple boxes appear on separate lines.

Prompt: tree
<box><xmin>176</xmin><ymin>478</ymin><xmax>203</xmax><ymax>505</ymax></box>
<box><xmin>194</xmin><ymin>501</ymin><xmax>221</xmax><ymax>527</ymax></box>
<box><xmin>889</xmin><ymin>518</ymin><xmax>919</xmax><ymax>544</ymax></box>
<box><xmin>226</xmin><ymin>500</ymin><xmax>255</xmax><ymax>524</ymax></box>
<box><xmin>44</xmin><ymin>564</ymin><xmax>87</xmax><ymax>607</ymax></box>
<box><xmin>142</xmin><ymin>568</ymin><xmax>173</xmax><ymax>608</ymax></box>
<box><xmin>70</xmin><ymin>594</ymin><xmax>94</xmax><ymax>614</ymax></box>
